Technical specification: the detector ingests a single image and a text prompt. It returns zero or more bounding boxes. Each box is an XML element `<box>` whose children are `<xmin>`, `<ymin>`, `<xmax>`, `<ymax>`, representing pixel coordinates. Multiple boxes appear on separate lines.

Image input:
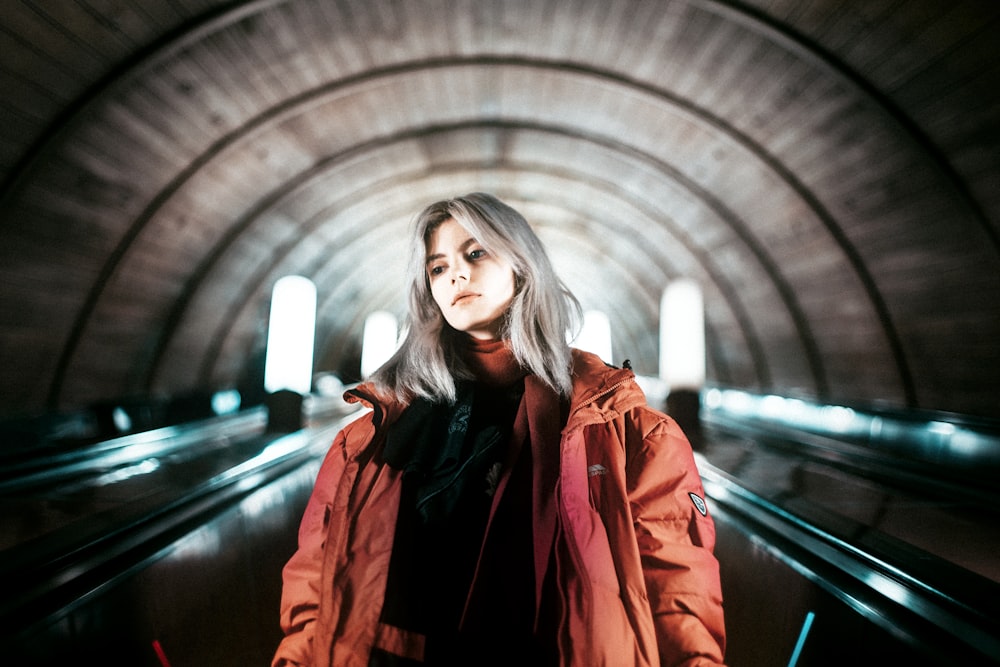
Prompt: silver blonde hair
<box><xmin>370</xmin><ymin>192</ymin><xmax>582</xmax><ymax>402</ymax></box>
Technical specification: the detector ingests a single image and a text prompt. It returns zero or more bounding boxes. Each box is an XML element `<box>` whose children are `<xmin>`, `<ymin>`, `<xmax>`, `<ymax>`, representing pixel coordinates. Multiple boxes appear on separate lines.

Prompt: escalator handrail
<box><xmin>702</xmin><ymin>409</ymin><xmax>1000</xmax><ymax>510</ymax></box>
<box><xmin>698</xmin><ymin>457</ymin><xmax>1000</xmax><ymax>662</ymax></box>
<box><xmin>0</xmin><ymin>408</ymin><xmax>268</xmax><ymax>492</ymax></box>
<box><xmin>0</xmin><ymin>411</ymin><xmax>359</xmax><ymax>636</ymax></box>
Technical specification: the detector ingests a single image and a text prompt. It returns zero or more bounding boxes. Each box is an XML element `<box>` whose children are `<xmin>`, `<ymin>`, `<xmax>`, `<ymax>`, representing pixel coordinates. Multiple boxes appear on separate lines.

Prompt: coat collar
<box><xmin>343</xmin><ymin>383</ymin><xmax>406</xmax><ymax>431</ymax></box>
<box><xmin>565</xmin><ymin>349</ymin><xmax>645</xmax><ymax>430</ymax></box>
<box><xmin>344</xmin><ymin>347</ymin><xmax>645</xmax><ymax>433</ymax></box>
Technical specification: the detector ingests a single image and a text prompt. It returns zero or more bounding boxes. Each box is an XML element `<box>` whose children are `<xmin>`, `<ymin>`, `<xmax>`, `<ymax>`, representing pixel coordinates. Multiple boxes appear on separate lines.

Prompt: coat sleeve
<box><xmin>271</xmin><ymin>417</ymin><xmax>367</xmax><ymax>667</ymax></box>
<box><xmin>625</xmin><ymin>409</ymin><xmax>727</xmax><ymax>667</ymax></box>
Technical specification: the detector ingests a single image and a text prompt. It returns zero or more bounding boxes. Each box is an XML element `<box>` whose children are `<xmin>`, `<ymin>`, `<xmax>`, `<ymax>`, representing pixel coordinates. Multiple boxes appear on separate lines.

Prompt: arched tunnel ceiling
<box><xmin>1</xmin><ymin>0</ymin><xmax>998</xmax><ymax>420</ymax></box>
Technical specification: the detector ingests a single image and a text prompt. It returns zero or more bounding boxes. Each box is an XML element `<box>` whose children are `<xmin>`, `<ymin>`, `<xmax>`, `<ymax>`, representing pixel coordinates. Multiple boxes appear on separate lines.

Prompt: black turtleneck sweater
<box><xmin>374</xmin><ymin>337</ymin><xmax>551</xmax><ymax>666</ymax></box>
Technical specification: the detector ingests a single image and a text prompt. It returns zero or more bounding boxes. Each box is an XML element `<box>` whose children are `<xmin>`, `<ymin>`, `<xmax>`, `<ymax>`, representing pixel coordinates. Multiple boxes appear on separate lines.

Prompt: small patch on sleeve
<box><xmin>689</xmin><ymin>492</ymin><xmax>708</xmax><ymax>516</ymax></box>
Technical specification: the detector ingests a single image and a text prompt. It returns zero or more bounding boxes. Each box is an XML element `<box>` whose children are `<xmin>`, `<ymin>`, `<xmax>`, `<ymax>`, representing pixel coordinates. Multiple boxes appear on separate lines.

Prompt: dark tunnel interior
<box><xmin>1</xmin><ymin>1</ymin><xmax>998</xmax><ymax>665</ymax></box>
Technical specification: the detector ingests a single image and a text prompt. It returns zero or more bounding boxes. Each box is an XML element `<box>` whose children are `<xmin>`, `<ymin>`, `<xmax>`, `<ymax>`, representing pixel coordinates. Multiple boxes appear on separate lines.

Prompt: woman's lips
<box><xmin>452</xmin><ymin>291</ymin><xmax>478</xmax><ymax>305</ymax></box>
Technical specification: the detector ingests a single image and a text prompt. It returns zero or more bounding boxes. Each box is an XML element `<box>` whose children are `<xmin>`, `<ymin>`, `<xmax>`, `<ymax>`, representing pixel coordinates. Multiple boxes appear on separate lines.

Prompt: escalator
<box><xmin>0</xmin><ymin>402</ymin><xmax>359</xmax><ymax>665</ymax></box>
<box><xmin>699</xmin><ymin>389</ymin><xmax>1000</xmax><ymax>665</ymax></box>
<box><xmin>2</xmin><ymin>387</ymin><xmax>997</xmax><ymax>665</ymax></box>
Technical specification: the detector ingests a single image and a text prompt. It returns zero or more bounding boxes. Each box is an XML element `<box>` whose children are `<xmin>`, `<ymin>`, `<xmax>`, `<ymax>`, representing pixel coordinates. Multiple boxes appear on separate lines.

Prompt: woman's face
<box><xmin>426</xmin><ymin>217</ymin><xmax>516</xmax><ymax>340</ymax></box>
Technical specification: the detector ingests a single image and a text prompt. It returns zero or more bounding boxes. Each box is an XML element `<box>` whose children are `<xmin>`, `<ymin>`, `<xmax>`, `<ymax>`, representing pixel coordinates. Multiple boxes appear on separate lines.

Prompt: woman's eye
<box><xmin>468</xmin><ymin>248</ymin><xmax>486</xmax><ymax>261</ymax></box>
<box><xmin>428</xmin><ymin>265</ymin><xmax>445</xmax><ymax>277</ymax></box>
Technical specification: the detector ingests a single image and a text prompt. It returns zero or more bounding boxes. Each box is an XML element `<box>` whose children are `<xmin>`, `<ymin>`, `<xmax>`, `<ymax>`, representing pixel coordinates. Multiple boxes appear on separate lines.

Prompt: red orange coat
<box><xmin>273</xmin><ymin>350</ymin><xmax>726</xmax><ymax>666</ymax></box>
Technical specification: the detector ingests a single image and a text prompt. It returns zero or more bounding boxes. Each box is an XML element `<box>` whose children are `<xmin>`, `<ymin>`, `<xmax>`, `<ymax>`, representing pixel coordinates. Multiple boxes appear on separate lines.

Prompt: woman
<box><xmin>272</xmin><ymin>193</ymin><xmax>726</xmax><ymax>667</ymax></box>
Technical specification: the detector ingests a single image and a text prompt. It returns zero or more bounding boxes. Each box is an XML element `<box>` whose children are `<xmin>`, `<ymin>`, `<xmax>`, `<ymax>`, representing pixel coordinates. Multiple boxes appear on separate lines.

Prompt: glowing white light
<box><xmin>314</xmin><ymin>373</ymin><xmax>344</xmax><ymax>397</ymax></box>
<box><xmin>722</xmin><ymin>389</ymin><xmax>754</xmax><ymax>414</ymax></box>
<box><xmin>572</xmin><ymin>310</ymin><xmax>613</xmax><ymax>364</ymax></box>
<box><xmin>361</xmin><ymin>311</ymin><xmax>400</xmax><ymax>378</ymax></box>
<box><xmin>264</xmin><ymin>276</ymin><xmax>317</xmax><ymax>394</ymax></box>
<box><xmin>95</xmin><ymin>457</ymin><xmax>160</xmax><ymax>486</ymax></box>
<box><xmin>761</xmin><ymin>394</ymin><xmax>787</xmax><ymax>416</ymax></box>
<box><xmin>823</xmin><ymin>405</ymin><xmax>856</xmax><ymax>432</ymax></box>
<box><xmin>635</xmin><ymin>374</ymin><xmax>669</xmax><ymax>406</ymax></box>
<box><xmin>112</xmin><ymin>406</ymin><xmax>132</xmax><ymax>432</ymax></box>
<box><xmin>211</xmin><ymin>389</ymin><xmax>241</xmax><ymax>415</ymax></box>
<box><xmin>704</xmin><ymin>387</ymin><xmax>723</xmax><ymax>409</ymax></box>
<box><xmin>660</xmin><ymin>280</ymin><xmax>706</xmax><ymax>390</ymax></box>
<box><xmin>862</xmin><ymin>571</ymin><xmax>913</xmax><ymax>607</ymax></box>
<box><xmin>927</xmin><ymin>421</ymin><xmax>956</xmax><ymax>436</ymax></box>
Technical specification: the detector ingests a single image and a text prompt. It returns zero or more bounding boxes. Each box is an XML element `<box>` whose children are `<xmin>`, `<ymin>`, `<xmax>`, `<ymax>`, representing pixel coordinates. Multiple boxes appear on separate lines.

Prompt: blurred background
<box><xmin>0</xmin><ymin>1</ymin><xmax>998</xmax><ymax>665</ymax></box>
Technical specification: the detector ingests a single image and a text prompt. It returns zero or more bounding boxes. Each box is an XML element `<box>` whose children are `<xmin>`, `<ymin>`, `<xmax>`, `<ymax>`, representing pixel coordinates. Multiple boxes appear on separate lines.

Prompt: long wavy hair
<box><xmin>369</xmin><ymin>192</ymin><xmax>582</xmax><ymax>402</ymax></box>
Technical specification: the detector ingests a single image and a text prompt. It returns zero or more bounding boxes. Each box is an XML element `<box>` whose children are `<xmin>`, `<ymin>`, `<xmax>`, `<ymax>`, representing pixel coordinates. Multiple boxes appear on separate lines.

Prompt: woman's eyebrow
<box><xmin>425</xmin><ymin>237</ymin><xmax>477</xmax><ymax>265</ymax></box>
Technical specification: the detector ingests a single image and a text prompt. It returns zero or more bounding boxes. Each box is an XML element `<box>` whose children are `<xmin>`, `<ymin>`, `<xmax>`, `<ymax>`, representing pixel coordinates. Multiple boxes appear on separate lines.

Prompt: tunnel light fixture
<box><xmin>264</xmin><ymin>276</ymin><xmax>317</xmax><ymax>395</ymax></box>
<box><xmin>660</xmin><ymin>279</ymin><xmax>706</xmax><ymax>390</ymax></box>
<box><xmin>211</xmin><ymin>389</ymin><xmax>242</xmax><ymax>415</ymax></box>
<box><xmin>111</xmin><ymin>406</ymin><xmax>132</xmax><ymax>433</ymax></box>
<box><xmin>572</xmin><ymin>310</ymin><xmax>613</xmax><ymax>364</ymax></box>
<box><xmin>361</xmin><ymin>310</ymin><xmax>400</xmax><ymax>378</ymax></box>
